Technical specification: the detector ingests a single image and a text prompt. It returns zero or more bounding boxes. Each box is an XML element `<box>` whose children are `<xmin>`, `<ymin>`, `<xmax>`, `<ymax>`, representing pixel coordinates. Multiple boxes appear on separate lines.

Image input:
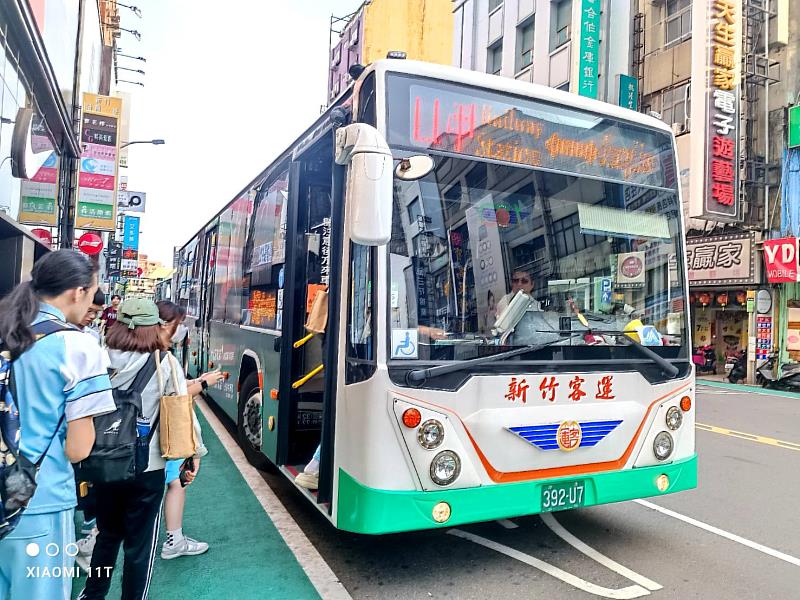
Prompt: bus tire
<box><xmin>237</xmin><ymin>373</ymin><xmax>271</xmax><ymax>471</ymax></box>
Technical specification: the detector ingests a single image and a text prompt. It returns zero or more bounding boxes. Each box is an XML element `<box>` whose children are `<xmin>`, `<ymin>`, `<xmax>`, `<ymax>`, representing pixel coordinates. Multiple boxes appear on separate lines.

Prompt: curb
<box><xmin>697</xmin><ymin>378</ymin><xmax>800</xmax><ymax>399</ymax></box>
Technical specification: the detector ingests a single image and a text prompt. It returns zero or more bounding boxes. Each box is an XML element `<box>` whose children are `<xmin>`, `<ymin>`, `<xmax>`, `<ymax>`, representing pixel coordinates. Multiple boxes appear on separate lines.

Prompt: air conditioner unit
<box><xmin>671</xmin><ymin>122</ymin><xmax>687</xmax><ymax>135</ymax></box>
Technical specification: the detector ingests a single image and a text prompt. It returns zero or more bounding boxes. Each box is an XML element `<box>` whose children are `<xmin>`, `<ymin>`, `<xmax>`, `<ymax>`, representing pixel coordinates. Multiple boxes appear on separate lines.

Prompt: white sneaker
<box><xmin>75</xmin><ymin>530</ymin><xmax>98</xmax><ymax>574</ymax></box>
<box><xmin>294</xmin><ymin>471</ymin><xmax>319</xmax><ymax>490</ymax></box>
<box><xmin>161</xmin><ymin>536</ymin><xmax>209</xmax><ymax>560</ymax></box>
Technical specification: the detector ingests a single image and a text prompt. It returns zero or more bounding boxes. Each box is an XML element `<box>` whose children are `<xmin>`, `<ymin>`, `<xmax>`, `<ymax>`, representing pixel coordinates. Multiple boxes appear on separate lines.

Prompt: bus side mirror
<box><xmin>334</xmin><ymin>123</ymin><xmax>393</xmax><ymax>246</ymax></box>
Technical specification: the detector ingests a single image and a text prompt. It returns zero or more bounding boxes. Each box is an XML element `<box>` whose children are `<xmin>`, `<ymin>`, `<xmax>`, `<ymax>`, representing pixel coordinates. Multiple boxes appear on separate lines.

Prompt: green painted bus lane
<box><xmin>72</xmin><ymin>410</ymin><xmax>319</xmax><ymax>600</ymax></box>
<box><xmin>337</xmin><ymin>454</ymin><xmax>698</xmax><ymax>534</ymax></box>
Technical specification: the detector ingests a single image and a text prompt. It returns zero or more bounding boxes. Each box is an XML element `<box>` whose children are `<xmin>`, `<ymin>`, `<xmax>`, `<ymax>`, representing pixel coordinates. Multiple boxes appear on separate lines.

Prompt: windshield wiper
<box><xmin>405</xmin><ymin>333</ymin><xmax>578</xmax><ymax>385</ymax></box>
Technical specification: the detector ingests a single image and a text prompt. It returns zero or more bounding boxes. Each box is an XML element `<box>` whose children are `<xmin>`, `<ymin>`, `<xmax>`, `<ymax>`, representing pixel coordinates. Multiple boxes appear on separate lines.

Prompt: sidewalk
<box><xmin>71</xmin><ymin>406</ymin><xmax>325</xmax><ymax>600</ymax></box>
<box><xmin>697</xmin><ymin>378</ymin><xmax>800</xmax><ymax>399</ymax></box>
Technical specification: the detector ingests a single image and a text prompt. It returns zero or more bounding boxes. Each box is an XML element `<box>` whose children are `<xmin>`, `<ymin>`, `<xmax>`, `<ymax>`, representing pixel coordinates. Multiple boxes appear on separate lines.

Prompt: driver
<box><xmin>496</xmin><ymin>269</ymin><xmax>542</xmax><ymax>315</ymax></box>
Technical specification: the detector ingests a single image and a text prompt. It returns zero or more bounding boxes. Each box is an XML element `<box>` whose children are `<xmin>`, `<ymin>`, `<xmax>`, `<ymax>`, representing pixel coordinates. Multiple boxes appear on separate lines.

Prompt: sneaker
<box><xmin>75</xmin><ymin>530</ymin><xmax>98</xmax><ymax>574</ymax></box>
<box><xmin>161</xmin><ymin>536</ymin><xmax>209</xmax><ymax>560</ymax></box>
<box><xmin>294</xmin><ymin>471</ymin><xmax>319</xmax><ymax>490</ymax></box>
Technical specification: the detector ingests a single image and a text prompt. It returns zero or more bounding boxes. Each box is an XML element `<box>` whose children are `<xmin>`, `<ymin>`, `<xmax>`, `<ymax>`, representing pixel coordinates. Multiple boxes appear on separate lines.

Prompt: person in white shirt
<box><xmin>496</xmin><ymin>269</ymin><xmax>542</xmax><ymax>316</ymax></box>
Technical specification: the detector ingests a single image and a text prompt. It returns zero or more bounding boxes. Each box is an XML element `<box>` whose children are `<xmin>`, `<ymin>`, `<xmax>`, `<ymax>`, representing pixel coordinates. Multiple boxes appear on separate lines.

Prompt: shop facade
<box><xmin>686</xmin><ymin>232</ymin><xmax>766</xmax><ymax>380</ymax></box>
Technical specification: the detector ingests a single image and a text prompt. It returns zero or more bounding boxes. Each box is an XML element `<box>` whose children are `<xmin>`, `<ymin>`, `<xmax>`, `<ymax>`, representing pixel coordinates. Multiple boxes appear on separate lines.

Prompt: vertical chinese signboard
<box><xmin>575</xmin><ymin>0</ymin><xmax>601</xmax><ymax>99</ymax></box>
<box><xmin>18</xmin><ymin>152</ymin><xmax>59</xmax><ymax>226</ymax></box>
<box><xmin>617</xmin><ymin>74</ymin><xmax>638</xmax><ymax>111</ymax></box>
<box><xmin>689</xmin><ymin>0</ymin><xmax>742</xmax><ymax>222</ymax></box>
<box><xmin>76</xmin><ymin>93</ymin><xmax>122</xmax><ymax>231</ymax></box>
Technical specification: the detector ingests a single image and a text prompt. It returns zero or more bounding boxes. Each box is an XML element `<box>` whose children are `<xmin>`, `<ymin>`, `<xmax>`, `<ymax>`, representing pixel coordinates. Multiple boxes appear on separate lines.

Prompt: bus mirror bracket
<box><xmin>334</xmin><ymin>123</ymin><xmax>393</xmax><ymax>246</ymax></box>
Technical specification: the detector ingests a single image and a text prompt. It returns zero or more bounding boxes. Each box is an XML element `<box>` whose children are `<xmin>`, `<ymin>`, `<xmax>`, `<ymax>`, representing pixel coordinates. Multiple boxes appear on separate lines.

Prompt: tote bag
<box><xmin>156</xmin><ymin>351</ymin><xmax>197</xmax><ymax>459</ymax></box>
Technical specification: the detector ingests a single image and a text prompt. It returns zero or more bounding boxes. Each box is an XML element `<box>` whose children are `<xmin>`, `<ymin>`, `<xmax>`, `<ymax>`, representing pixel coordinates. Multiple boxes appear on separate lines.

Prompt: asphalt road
<box><xmin>255</xmin><ymin>383</ymin><xmax>800</xmax><ymax>599</ymax></box>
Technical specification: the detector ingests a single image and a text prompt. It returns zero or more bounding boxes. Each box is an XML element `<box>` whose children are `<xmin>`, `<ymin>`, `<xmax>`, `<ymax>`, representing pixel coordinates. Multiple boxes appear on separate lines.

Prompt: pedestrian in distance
<box><xmin>0</xmin><ymin>250</ymin><xmax>116</xmax><ymax>600</ymax></box>
<box><xmin>100</xmin><ymin>294</ymin><xmax>121</xmax><ymax>334</ymax></box>
<box><xmin>77</xmin><ymin>298</ymin><xmax>207</xmax><ymax>600</ymax></box>
<box><xmin>156</xmin><ymin>300</ymin><xmax>220</xmax><ymax>560</ymax></box>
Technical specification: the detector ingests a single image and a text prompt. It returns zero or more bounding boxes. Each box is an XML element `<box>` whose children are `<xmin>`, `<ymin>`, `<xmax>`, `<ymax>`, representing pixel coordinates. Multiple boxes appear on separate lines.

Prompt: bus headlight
<box><xmin>653</xmin><ymin>432</ymin><xmax>674</xmax><ymax>461</ymax></box>
<box><xmin>666</xmin><ymin>406</ymin><xmax>683</xmax><ymax>430</ymax></box>
<box><xmin>418</xmin><ymin>419</ymin><xmax>445</xmax><ymax>449</ymax></box>
<box><xmin>430</xmin><ymin>451</ymin><xmax>461</xmax><ymax>486</ymax></box>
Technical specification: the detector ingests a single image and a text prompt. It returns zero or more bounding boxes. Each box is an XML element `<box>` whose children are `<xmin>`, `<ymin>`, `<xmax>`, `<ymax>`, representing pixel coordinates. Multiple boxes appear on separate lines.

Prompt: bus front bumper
<box><xmin>336</xmin><ymin>454</ymin><xmax>697</xmax><ymax>534</ymax></box>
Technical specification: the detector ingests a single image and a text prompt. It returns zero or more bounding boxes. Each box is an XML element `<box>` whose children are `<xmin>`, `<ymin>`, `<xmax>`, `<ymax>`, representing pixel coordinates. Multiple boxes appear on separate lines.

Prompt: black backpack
<box><xmin>74</xmin><ymin>353</ymin><xmax>160</xmax><ymax>484</ymax></box>
<box><xmin>1</xmin><ymin>319</ymin><xmax>75</xmax><ymax>540</ymax></box>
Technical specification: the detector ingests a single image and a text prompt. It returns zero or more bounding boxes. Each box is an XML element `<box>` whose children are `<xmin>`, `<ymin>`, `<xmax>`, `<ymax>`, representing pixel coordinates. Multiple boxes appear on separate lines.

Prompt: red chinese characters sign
<box><xmin>689</xmin><ymin>0</ymin><xmax>742</xmax><ymax>223</ymax></box>
<box><xmin>506</xmin><ymin>375</ymin><xmax>616</xmax><ymax>404</ymax></box>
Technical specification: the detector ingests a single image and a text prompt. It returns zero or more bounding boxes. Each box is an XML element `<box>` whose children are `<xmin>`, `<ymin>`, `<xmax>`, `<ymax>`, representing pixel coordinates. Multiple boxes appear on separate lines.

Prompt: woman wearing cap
<box><xmin>77</xmin><ymin>299</ymin><xmax>207</xmax><ymax>600</ymax></box>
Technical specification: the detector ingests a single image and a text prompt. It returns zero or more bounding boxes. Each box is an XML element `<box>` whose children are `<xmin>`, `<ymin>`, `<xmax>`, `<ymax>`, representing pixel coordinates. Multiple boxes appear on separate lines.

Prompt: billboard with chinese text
<box><xmin>686</xmin><ymin>232</ymin><xmax>755</xmax><ymax>285</ymax></box>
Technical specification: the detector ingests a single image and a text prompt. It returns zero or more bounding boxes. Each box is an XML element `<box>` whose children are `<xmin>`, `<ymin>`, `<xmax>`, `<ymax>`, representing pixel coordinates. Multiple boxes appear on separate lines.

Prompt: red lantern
<box><xmin>698</xmin><ymin>292</ymin><xmax>711</xmax><ymax>308</ymax></box>
<box><xmin>717</xmin><ymin>293</ymin><xmax>728</xmax><ymax>310</ymax></box>
<box><xmin>736</xmin><ymin>291</ymin><xmax>747</xmax><ymax>305</ymax></box>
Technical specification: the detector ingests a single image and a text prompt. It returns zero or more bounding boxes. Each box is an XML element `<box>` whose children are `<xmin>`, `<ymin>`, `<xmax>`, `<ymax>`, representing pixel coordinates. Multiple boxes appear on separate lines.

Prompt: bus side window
<box><xmin>346</xmin><ymin>243</ymin><xmax>376</xmax><ymax>383</ymax></box>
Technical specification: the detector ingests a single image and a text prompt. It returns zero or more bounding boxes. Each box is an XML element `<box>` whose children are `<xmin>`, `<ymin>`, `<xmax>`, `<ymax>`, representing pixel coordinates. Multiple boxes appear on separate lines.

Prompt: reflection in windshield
<box><xmin>388</xmin><ymin>155</ymin><xmax>686</xmax><ymax>362</ymax></box>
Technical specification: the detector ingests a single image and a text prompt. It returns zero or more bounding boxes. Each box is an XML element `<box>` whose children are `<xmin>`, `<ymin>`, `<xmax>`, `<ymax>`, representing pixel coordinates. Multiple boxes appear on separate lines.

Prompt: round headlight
<box><xmin>430</xmin><ymin>450</ymin><xmax>461</xmax><ymax>486</ymax></box>
<box><xmin>666</xmin><ymin>406</ymin><xmax>683</xmax><ymax>430</ymax></box>
<box><xmin>418</xmin><ymin>419</ymin><xmax>445</xmax><ymax>449</ymax></box>
<box><xmin>653</xmin><ymin>431</ymin><xmax>674</xmax><ymax>461</ymax></box>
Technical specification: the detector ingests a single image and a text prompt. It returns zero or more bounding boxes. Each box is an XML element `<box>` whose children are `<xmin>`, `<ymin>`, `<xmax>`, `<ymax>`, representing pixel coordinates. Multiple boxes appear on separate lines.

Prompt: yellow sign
<box><xmin>75</xmin><ymin>93</ymin><xmax>123</xmax><ymax>231</ymax></box>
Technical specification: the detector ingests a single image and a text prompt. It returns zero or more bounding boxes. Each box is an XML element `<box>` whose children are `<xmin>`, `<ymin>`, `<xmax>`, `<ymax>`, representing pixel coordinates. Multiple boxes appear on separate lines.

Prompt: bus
<box><xmin>174</xmin><ymin>59</ymin><xmax>696</xmax><ymax>534</ymax></box>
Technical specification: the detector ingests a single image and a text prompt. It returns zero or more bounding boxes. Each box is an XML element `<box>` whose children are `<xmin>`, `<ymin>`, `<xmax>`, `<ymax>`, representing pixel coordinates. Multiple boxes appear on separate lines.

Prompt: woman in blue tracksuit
<box><xmin>0</xmin><ymin>251</ymin><xmax>116</xmax><ymax>600</ymax></box>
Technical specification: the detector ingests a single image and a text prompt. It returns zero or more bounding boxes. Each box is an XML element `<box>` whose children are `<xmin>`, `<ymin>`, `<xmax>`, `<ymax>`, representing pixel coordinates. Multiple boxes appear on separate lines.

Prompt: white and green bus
<box><xmin>174</xmin><ymin>59</ymin><xmax>696</xmax><ymax>534</ymax></box>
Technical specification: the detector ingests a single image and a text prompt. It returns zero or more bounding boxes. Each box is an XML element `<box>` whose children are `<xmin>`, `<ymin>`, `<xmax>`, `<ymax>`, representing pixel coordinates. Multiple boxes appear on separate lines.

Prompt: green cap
<box><xmin>117</xmin><ymin>298</ymin><xmax>164</xmax><ymax>329</ymax></box>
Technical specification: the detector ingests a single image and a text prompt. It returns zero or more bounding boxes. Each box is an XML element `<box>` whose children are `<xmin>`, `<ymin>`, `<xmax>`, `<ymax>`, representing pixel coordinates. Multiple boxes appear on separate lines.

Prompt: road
<box><xmin>254</xmin><ymin>383</ymin><xmax>800</xmax><ymax>599</ymax></box>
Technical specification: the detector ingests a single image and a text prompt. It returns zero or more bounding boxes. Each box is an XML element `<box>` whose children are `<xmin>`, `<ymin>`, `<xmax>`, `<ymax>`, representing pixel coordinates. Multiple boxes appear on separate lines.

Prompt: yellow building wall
<box><xmin>362</xmin><ymin>0</ymin><xmax>452</xmax><ymax>66</ymax></box>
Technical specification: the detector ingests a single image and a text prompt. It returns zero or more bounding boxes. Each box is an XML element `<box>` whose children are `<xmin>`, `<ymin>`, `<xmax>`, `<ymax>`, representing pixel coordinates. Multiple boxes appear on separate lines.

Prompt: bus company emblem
<box><xmin>506</xmin><ymin>420</ymin><xmax>623</xmax><ymax>452</ymax></box>
<box><xmin>556</xmin><ymin>421</ymin><xmax>582</xmax><ymax>452</ymax></box>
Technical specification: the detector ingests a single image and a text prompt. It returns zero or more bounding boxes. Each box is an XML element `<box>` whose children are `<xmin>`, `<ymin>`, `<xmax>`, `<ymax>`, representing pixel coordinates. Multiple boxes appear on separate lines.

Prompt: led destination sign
<box><xmin>387</xmin><ymin>77</ymin><xmax>676</xmax><ymax>189</ymax></box>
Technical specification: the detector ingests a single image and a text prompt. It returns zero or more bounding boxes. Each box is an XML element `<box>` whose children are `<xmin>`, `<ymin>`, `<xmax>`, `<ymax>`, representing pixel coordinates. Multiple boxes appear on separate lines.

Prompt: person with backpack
<box><xmin>77</xmin><ymin>298</ymin><xmax>207</xmax><ymax>600</ymax></box>
<box><xmin>0</xmin><ymin>251</ymin><xmax>116</xmax><ymax>600</ymax></box>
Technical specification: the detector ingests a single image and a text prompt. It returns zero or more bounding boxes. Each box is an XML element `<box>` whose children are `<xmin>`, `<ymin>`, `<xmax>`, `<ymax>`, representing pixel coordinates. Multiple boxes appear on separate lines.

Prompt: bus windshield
<box><xmin>387</xmin><ymin>155</ymin><xmax>687</xmax><ymax>364</ymax></box>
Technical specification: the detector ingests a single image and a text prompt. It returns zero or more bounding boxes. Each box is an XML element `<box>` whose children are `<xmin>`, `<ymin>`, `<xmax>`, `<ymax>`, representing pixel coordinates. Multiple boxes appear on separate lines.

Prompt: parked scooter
<box><xmin>756</xmin><ymin>353</ymin><xmax>800</xmax><ymax>390</ymax></box>
<box><xmin>727</xmin><ymin>349</ymin><xmax>747</xmax><ymax>383</ymax></box>
<box><xmin>692</xmin><ymin>345</ymin><xmax>716</xmax><ymax>374</ymax></box>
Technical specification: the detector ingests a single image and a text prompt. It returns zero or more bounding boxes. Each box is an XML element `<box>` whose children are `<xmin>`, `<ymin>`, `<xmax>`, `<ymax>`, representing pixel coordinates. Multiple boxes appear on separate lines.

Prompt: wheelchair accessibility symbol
<box><xmin>391</xmin><ymin>329</ymin><xmax>418</xmax><ymax>359</ymax></box>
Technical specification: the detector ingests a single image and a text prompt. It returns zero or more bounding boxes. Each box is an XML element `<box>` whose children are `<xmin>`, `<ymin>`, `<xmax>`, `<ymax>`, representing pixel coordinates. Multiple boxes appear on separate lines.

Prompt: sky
<box><xmin>118</xmin><ymin>0</ymin><xmax>359</xmax><ymax>265</ymax></box>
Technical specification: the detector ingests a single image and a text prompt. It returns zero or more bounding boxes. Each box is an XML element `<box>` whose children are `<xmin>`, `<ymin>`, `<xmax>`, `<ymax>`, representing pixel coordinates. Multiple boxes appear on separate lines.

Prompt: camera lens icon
<box><xmin>26</xmin><ymin>543</ymin><xmax>40</xmax><ymax>557</ymax></box>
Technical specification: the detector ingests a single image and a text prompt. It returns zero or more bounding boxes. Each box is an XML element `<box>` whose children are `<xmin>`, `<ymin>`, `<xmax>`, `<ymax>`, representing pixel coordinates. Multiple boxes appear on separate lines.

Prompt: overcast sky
<box><xmin>120</xmin><ymin>0</ymin><xmax>358</xmax><ymax>264</ymax></box>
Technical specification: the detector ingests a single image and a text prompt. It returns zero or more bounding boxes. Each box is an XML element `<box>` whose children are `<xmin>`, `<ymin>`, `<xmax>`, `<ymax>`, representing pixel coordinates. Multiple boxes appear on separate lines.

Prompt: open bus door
<box><xmin>276</xmin><ymin>130</ymin><xmax>341</xmax><ymax>507</ymax></box>
<box><xmin>198</xmin><ymin>226</ymin><xmax>218</xmax><ymax>375</ymax></box>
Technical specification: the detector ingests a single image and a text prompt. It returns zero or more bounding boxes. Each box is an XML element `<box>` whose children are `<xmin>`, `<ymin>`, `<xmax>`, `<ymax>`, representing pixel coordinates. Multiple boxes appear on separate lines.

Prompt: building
<box><xmin>327</xmin><ymin>0</ymin><xmax>453</xmax><ymax>103</ymax></box>
<box><xmin>451</xmin><ymin>0</ymin><xmax>635</xmax><ymax>105</ymax></box>
<box><xmin>637</xmin><ymin>0</ymin><xmax>798</xmax><ymax>381</ymax></box>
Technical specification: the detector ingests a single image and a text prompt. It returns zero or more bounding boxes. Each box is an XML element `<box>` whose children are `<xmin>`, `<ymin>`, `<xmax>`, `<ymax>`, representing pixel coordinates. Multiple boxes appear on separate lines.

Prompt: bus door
<box><xmin>277</xmin><ymin>130</ymin><xmax>337</xmax><ymax>504</ymax></box>
<box><xmin>198</xmin><ymin>226</ymin><xmax>218</xmax><ymax>375</ymax></box>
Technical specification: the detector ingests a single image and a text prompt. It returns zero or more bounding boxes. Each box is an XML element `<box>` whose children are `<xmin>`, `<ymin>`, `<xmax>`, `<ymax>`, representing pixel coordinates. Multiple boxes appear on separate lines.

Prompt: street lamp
<box><xmin>104</xmin><ymin>24</ymin><xmax>141</xmax><ymax>40</ymax></box>
<box><xmin>118</xmin><ymin>66</ymin><xmax>145</xmax><ymax>75</ymax></box>
<box><xmin>117</xmin><ymin>79</ymin><xmax>144</xmax><ymax>87</ymax></box>
<box><xmin>120</xmin><ymin>139</ymin><xmax>165</xmax><ymax>149</ymax></box>
<box><xmin>117</xmin><ymin>50</ymin><xmax>146</xmax><ymax>62</ymax></box>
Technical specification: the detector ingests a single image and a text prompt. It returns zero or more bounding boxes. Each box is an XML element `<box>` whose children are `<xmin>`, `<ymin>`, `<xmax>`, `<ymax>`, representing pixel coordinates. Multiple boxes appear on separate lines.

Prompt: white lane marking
<box><xmin>196</xmin><ymin>398</ymin><xmax>353</xmax><ymax>600</ymax></box>
<box><xmin>448</xmin><ymin>529</ymin><xmax>651</xmax><ymax>599</ymax></box>
<box><xmin>634</xmin><ymin>499</ymin><xmax>800</xmax><ymax>568</ymax></box>
<box><xmin>497</xmin><ymin>519</ymin><xmax>519</xmax><ymax>529</ymax></box>
<box><xmin>541</xmin><ymin>513</ymin><xmax>662</xmax><ymax>592</ymax></box>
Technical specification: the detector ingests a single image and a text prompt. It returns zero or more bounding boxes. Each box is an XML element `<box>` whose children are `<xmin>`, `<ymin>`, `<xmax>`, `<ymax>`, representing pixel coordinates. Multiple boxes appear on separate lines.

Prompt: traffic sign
<box><xmin>30</xmin><ymin>228</ymin><xmax>52</xmax><ymax>246</ymax></box>
<box><xmin>77</xmin><ymin>232</ymin><xmax>104</xmax><ymax>256</ymax></box>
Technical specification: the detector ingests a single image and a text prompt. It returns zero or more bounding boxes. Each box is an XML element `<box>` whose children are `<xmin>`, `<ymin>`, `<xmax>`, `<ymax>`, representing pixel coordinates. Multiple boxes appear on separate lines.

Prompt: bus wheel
<box><xmin>237</xmin><ymin>373</ymin><xmax>270</xmax><ymax>471</ymax></box>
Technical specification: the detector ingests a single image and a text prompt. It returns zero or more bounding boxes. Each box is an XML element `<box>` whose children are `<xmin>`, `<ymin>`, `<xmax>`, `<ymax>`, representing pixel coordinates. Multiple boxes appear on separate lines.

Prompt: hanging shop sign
<box><xmin>616</xmin><ymin>251</ymin><xmax>646</xmax><ymax>288</ymax></box>
<box><xmin>122</xmin><ymin>215</ymin><xmax>140</xmax><ymax>251</ymax></box>
<box><xmin>18</xmin><ymin>152</ymin><xmax>59</xmax><ymax>226</ymax></box>
<box><xmin>689</xmin><ymin>0</ymin><xmax>742</xmax><ymax>223</ymax></box>
<box><xmin>763</xmin><ymin>237</ymin><xmax>799</xmax><ymax>283</ymax></box>
<box><xmin>117</xmin><ymin>190</ymin><xmax>146</xmax><ymax>213</ymax></box>
<box><xmin>575</xmin><ymin>0</ymin><xmax>601</xmax><ymax>99</ymax></box>
<box><xmin>76</xmin><ymin>93</ymin><xmax>123</xmax><ymax>231</ymax></box>
<box><xmin>686</xmin><ymin>232</ymin><xmax>755</xmax><ymax>285</ymax></box>
<box><xmin>617</xmin><ymin>74</ymin><xmax>638</xmax><ymax>111</ymax></box>
<box><xmin>788</xmin><ymin>105</ymin><xmax>800</xmax><ymax>149</ymax></box>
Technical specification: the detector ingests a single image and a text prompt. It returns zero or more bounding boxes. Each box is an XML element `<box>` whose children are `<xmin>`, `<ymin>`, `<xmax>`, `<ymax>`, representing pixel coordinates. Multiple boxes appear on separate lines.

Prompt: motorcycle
<box><xmin>756</xmin><ymin>353</ymin><xmax>800</xmax><ymax>390</ymax></box>
<box><xmin>692</xmin><ymin>345</ymin><xmax>716</xmax><ymax>374</ymax></box>
<box><xmin>727</xmin><ymin>349</ymin><xmax>747</xmax><ymax>383</ymax></box>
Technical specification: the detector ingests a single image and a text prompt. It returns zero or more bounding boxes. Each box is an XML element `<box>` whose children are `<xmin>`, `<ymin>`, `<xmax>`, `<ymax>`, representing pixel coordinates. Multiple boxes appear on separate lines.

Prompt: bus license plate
<box><xmin>540</xmin><ymin>480</ymin><xmax>585</xmax><ymax>512</ymax></box>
